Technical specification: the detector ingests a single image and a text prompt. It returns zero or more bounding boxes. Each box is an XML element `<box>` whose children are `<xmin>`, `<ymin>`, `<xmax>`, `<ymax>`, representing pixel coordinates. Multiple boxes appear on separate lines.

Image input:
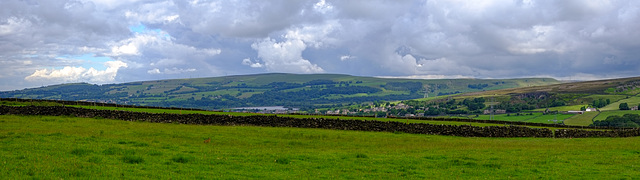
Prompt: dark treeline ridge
<box><xmin>2</xmin><ymin>105</ymin><xmax>640</xmax><ymax>138</ymax></box>
<box><xmin>1</xmin><ymin>98</ymin><xmax>631</xmax><ymax>130</ymax></box>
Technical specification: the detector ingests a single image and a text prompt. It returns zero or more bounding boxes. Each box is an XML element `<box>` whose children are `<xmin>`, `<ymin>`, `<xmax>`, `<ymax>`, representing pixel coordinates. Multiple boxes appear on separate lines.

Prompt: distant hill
<box><xmin>461</xmin><ymin>76</ymin><xmax>640</xmax><ymax>97</ymax></box>
<box><xmin>423</xmin><ymin>76</ymin><xmax>640</xmax><ymax>127</ymax></box>
<box><xmin>0</xmin><ymin>73</ymin><xmax>560</xmax><ymax>111</ymax></box>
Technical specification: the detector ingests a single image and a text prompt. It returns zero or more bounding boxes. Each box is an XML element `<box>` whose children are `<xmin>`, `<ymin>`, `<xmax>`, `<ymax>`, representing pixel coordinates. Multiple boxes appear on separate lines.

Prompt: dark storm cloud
<box><xmin>1</xmin><ymin>0</ymin><xmax>639</xmax><ymax>91</ymax></box>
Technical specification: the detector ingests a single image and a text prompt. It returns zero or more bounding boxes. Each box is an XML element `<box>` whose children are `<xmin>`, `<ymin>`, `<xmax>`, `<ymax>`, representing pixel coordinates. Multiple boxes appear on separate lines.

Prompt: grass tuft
<box><xmin>275</xmin><ymin>157</ymin><xmax>291</xmax><ymax>164</ymax></box>
<box><xmin>102</xmin><ymin>147</ymin><xmax>122</xmax><ymax>155</ymax></box>
<box><xmin>122</xmin><ymin>154</ymin><xmax>144</xmax><ymax>164</ymax></box>
<box><xmin>171</xmin><ymin>154</ymin><xmax>195</xmax><ymax>163</ymax></box>
<box><xmin>70</xmin><ymin>148</ymin><xmax>92</xmax><ymax>156</ymax></box>
<box><xmin>356</xmin><ymin>153</ymin><xmax>368</xmax><ymax>158</ymax></box>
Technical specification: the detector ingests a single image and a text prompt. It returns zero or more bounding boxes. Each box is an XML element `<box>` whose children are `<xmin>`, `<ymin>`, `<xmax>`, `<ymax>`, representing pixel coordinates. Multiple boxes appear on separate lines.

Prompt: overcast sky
<box><xmin>1</xmin><ymin>0</ymin><xmax>639</xmax><ymax>91</ymax></box>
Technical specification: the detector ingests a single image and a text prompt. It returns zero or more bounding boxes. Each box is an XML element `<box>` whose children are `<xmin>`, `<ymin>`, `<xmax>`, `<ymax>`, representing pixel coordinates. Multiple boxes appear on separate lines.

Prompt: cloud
<box><xmin>246</xmin><ymin>21</ymin><xmax>341</xmax><ymax>73</ymax></box>
<box><xmin>242</xmin><ymin>58</ymin><xmax>263</xmax><ymax>68</ymax></box>
<box><xmin>25</xmin><ymin>60</ymin><xmax>127</xmax><ymax>84</ymax></box>
<box><xmin>339</xmin><ymin>55</ymin><xmax>355</xmax><ymax>61</ymax></box>
<box><xmin>174</xmin><ymin>0</ymin><xmax>319</xmax><ymax>38</ymax></box>
<box><xmin>251</xmin><ymin>38</ymin><xmax>324</xmax><ymax>73</ymax></box>
<box><xmin>0</xmin><ymin>16</ymin><xmax>32</xmax><ymax>36</ymax></box>
<box><xmin>147</xmin><ymin>67</ymin><xmax>196</xmax><ymax>75</ymax></box>
<box><xmin>107</xmin><ymin>28</ymin><xmax>221</xmax><ymax>77</ymax></box>
<box><xmin>2</xmin><ymin>0</ymin><xmax>640</xmax><ymax>90</ymax></box>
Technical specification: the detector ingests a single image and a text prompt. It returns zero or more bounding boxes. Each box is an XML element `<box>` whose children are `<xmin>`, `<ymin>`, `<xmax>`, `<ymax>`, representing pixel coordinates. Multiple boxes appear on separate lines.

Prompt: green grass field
<box><xmin>472</xmin><ymin>113</ymin><xmax>574</xmax><ymax>124</ymax></box>
<box><xmin>70</xmin><ymin>105</ymin><xmax>513</xmax><ymax>127</ymax></box>
<box><xmin>593</xmin><ymin>110</ymin><xmax>640</xmax><ymax>121</ymax></box>
<box><xmin>2</xmin><ymin>115</ymin><xmax>639</xmax><ymax>179</ymax></box>
<box><xmin>564</xmin><ymin>112</ymin><xmax>599</xmax><ymax>126</ymax></box>
<box><xmin>600</xmin><ymin>95</ymin><xmax>640</xmax><ymax>111</ymax></box>
<box><xmin>533</xmin><ymin>105</ymin><xmax>586</xmax><ymax>112</ymax></box>
<box><xmin>522</xmin><ymin>114</ymin><xmax>575</xmax><ymax>124</ymax></box>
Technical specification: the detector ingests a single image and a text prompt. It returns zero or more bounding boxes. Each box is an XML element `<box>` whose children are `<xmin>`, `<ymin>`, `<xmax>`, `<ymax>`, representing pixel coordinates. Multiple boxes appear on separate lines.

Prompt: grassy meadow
<box><xmin>65</xmin><ymin>104</ymin><xmax>519</xmax><ymax>127</ymax></box>
<box><xmin>471</xmin><ymin>113</ymin><xmax>575</xmax><ymax>124</ymax></box>
<box><xmin>564</xmin><ymin>112</ymin><xmax>599</xmax><ymax>126</ymax></box>
<box><xmin>2</xmin><ymin>114</ymin><xmax>640</xmax><ymax>179</ymax></box>
<box><xmin>600</xmin><ymin>95</ymin><xmax>640</xmax><ymax>111</ymax></box>
<box><xmin>593</xmin><ymin>110</ymin><xmax>640</xmax><ymax>121</ymax></box>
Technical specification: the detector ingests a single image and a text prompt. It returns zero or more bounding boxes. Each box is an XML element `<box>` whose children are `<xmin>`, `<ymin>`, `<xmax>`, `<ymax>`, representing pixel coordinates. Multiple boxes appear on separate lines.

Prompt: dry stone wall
<box><xmin>1</xmin><ymin>105</ymin><xmax>638</xmax><ymax>138</ymax></box>
<box><xmin>2</xmin><ymin>98</ymin><xmax>628</xmax><ymax>130</ymax></box>
<box><xmin>0</xmin><ymin>105</ymin><xmax>557</xmax><ymax>137</ymax></box>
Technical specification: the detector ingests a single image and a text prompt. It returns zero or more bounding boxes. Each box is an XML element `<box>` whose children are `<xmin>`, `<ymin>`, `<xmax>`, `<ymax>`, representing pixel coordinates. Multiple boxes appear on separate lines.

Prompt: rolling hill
<box><xmin>0</xmin><ymin>73</ymin><xmax>559</xmax><ymax>111</ymax></box>
<box><xmin>442</xmin><ymin>76</ymin><xmax>640</xmax><ymax>126</ymax></box>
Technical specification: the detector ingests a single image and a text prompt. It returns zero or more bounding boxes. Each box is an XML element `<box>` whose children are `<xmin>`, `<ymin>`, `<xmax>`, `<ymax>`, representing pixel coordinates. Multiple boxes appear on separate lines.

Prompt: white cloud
<box><xmin>340</xmin><ymin>55</ymin><xmax>355</xmax><ymax>61</ymax></box>
<box><xmin>242</xmin><ymin>58</ymin><xmax>263</xmax><ymax>68</ymax></box>
<box><xmin>108</xmin><ymin>32</ymin><xmax>169</xmax><ymax>56</ymax></box>
<box><xmin>313</xmin><ymin>0</ymin><xmax>334</xmax><ymax>14</ymax></box>
<box><xmin>146</xmin><ymin>67</ymin><xmax>196</xmax><ymax>75</ymax></box>
<box><xmin>123</xmin><ymin>1</ymin><xmax>180</xmax><ymax>24</ymax></box>
<box><xmin>3</xmin><ymin>0</ymin><xmax>640</xmax><ymax>90</ymax></box>
<box><xmin>89</xmin><ymin>0</ymin><xmax>143</xmax><ymax>10</ymax></box>
<box><xmin>107</xmin><ymin>29</ymin><xmax>221</xmax><ymax>75</ymax></box>
<box><xmin>251</xmin><ymin>38</ymin><xmax>324</xmax><ymax>73</ymax></box>
<box><xmin>25</xmin><ymin>60</ymin><xmax>127</xmax><ymax>84</ymax></box>
<box><xmin>247</xmin><ymin>21</ymin><xmax>341</xmax><ymax>73</ymax></box>
<box><xmin>147</xmin><ymin>68</ymin><xmax>161</xmax><ymax>74</ymax></box>
<box><xmin>284</xmin><ymin>21</ymin><xmax>341</xmax><ymax>48</ymax></box>
<box><xmin>164</xmin><ymin>67</ymin><xmax>196</xmax><ymax>74</ymax></box>
<box><xmin>0</xmin><ymin>17</ymin><xmax>31</xmax><ymax>36</ymax></box>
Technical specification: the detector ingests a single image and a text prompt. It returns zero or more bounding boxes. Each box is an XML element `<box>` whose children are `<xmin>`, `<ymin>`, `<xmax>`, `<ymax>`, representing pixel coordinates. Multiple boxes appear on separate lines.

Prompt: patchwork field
<box><xmin>1</xmin><ymin>115</ymin><xmax>639</xmax><ymax>179</ymax></box>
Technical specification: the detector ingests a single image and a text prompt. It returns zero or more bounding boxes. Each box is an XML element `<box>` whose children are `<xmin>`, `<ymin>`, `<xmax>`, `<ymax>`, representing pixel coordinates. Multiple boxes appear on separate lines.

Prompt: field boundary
<box><xmin>2</xmin><ymin>105</ymin><xmax>640</xmax><ymax>138</ymax></box>
<box><xmin>1</xmin><ymin>98</ymin><xmax>630</xmax><ymax>130</ymax></box>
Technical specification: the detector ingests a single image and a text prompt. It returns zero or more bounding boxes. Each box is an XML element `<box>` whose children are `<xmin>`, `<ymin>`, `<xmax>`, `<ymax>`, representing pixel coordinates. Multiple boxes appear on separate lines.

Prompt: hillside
<box><xmin>0</xmin><ymin>73</ymin><xmax>559</xmax><ymax>111</ymax></box>
<box><xmin>426</xmin><ymin>76</ymin><xmax>640</xmax><ymax>127</ymax></box>
<box><xmin>461</xmin><ymin>76</ymin><xmax>640</xmax><ymax>96</ymax></box>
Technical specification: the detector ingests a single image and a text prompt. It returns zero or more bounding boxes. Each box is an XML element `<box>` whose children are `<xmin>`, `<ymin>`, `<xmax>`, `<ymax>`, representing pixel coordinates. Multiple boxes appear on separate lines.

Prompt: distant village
<box><xmin>229</xmin><ymin>102</ymin><xmax>640</xmax><ymax>117</ymax></box>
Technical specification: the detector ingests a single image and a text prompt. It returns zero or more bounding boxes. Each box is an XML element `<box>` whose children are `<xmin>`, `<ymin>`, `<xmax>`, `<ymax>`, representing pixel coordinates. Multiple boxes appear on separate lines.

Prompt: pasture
<box><xmin>1</xmin><ymin>115</ymin><xmax>639</xmax><ymax>179</ymax></box>
<box><xmin>600</xmin><ymin>95</ymin><xmax>640</xmax><ymax>111</ymax></box>
<box><xmin>564</xmin><ymin>112</ymin><xmax>599</xmax><ymax>126</ymax></box>
<box><xmin>533</xmin><ymin>105</ymin><xmax>585</xmax><ymax>112</ymax></box>
<box><xmin>594</xmin><ymin>110</ymin><xmax>640</xmax><ymax>121</ymax></box>
<box><xmin>472</xmin><ymin>112</ymin><xmax>574</xmax><ymax>124</ymax></box>
<box><xmin>65</xmin><ymin>104</ymin><xmax>518</xmax><ymax>127</ymax></box>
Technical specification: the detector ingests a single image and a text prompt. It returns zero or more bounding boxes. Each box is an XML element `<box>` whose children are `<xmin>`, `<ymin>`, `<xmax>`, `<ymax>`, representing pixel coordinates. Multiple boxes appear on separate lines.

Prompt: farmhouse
<box><xmin>585</xmin><ymin>108</ymin><xmax>597</xmax><ymax>112</ymax></box>
<box><xmin>632</xmin><ymin>106</ymin><xmax>639</xmax><ymax>111</ymax></box>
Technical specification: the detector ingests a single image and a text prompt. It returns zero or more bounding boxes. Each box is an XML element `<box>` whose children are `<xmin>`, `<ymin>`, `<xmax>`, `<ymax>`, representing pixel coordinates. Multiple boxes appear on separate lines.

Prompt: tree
<box><xmin>580</xmin><ymin>106</ymin><xmax>586</xmax><ymax>111</ymax></box>
<box><xmin>620</xmin><ymin>103</ymin><xmax>630</xmax><ymax>110</ymax></box>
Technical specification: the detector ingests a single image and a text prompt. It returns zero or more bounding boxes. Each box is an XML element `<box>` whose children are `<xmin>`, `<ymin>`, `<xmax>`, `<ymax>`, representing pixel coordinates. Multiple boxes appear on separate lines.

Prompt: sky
<box><xmin>1</xmin><ymin>0</ymin><xmax>639</xmax><ymax>91</ymax></box>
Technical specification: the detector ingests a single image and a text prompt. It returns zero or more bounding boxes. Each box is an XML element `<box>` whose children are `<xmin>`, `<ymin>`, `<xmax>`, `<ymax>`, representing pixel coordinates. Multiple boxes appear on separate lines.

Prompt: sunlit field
<box><xmin>2</xmin><ymin>115</ymin><xmax>639</xmax><ymax>179</ymax></box>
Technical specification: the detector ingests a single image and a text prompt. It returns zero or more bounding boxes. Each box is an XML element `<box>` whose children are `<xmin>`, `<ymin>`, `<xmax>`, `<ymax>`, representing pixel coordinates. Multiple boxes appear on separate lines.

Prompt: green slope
<box><xmin>0</xmin><ymin>73</ymin><xmax>560</xmax><ymax>111</ymax></box>
<box><xmin>445</xmin><ymin>76</ymin><xmax>640</xmax><ymax>127</ymax></box>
